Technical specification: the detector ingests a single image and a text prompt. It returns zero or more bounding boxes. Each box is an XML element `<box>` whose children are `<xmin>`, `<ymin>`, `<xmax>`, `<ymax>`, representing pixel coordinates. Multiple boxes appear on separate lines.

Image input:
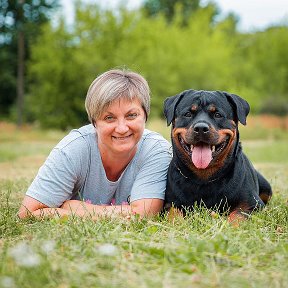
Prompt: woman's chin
<box><xmin>113</xmin><ymin>145</ymin><xmax>136</xmax><ymax>154</ymax></box>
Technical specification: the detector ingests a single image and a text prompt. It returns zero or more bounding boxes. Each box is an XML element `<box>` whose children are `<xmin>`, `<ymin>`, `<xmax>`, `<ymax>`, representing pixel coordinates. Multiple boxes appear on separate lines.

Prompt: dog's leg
<box><xmin>257</xmin><ymin>171</ymin><xmax>272</xmax><ymax>204</ymax></box>
<box><xmin>228</xmin><ymin>209</ymin><xmax>248</xmax><ymax>227</ymax></box>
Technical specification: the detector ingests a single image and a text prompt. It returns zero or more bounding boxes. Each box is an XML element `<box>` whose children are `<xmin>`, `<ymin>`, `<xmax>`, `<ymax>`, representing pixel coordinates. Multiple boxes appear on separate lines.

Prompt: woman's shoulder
<box><xmin>141</xmin><ymin>129</ymin><xmax>171</xmax><ymax>148</ymax></box>
<box><xmin>46</xmin><ymin>124</ymin><xmax>96</xmax><ymax>171</ymax></box>
<box><xmin>132</xmin><ymin>129</ymin><xmax>172</xmax><ymax>168</ymax></box>
<box><xmin>137</xmin><ymin>129</ymin><xmax>171</xmax><ymax>158</ymax></box>
<box><xmin>55</xmin><ymin>124</ymin><xmax>95</xmax><ymax>151</ymax></box>
<box><xmin>49</xmin><ymin>124</ymin><xmax>96</xmax><ymax>165</ymax></box>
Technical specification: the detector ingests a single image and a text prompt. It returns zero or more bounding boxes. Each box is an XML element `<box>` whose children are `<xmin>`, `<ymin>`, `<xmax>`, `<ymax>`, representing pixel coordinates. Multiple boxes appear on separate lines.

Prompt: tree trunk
<box><xmin>17</xmin><ymin>0</ymin><xmax>25</xmax><ymax>128</ymax></box>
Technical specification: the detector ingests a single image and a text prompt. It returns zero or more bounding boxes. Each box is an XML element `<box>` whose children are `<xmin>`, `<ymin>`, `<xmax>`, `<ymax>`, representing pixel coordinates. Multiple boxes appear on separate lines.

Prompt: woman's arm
<box><xmin>61</xmin><ymin>198</ymin><xmax>163</xmax><ymax>218</ymax></box>
<box><xmin>18</xmin><ymin>196</ymin><xmax>163</xmax><ymax>219</ymax></box>
<box><xmin>131</xmin><ymin>198</ymin><xmax>164</xmax><ymax>216</ymax></box>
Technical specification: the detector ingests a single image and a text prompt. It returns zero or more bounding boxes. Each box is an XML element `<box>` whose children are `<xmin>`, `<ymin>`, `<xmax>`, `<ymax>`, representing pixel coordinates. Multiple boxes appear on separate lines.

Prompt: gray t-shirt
<box><xmin>26</xmin><ymin>124</ymin><xmax>172</xmax><ymax>207</ymax></box>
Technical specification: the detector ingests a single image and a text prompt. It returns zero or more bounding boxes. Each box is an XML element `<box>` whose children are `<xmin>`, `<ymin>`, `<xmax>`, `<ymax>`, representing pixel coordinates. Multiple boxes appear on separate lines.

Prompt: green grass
<box><xmin>0</xmin><ymin>141</ymin><xmax>57</xmax><ymax>162</ymax></box>
<box><xmin>1</xmin><ymin>187</ymin><xmax>287</xmax><ymax>287</ymax></box>
<box><xmin>242</xmin><ymin>140</ymin><xmax>288</xmax><ymax>163</ymax></box>
<box><xmin>0</xmin><ymin>120</ymin><xmax>288</xmax><ymax>287</ymax></box>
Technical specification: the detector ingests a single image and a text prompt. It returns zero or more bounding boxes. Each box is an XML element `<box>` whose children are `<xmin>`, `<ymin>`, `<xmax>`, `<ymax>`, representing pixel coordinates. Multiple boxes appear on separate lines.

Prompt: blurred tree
<box><xmin>0</xmin><ymin>0</ymin><xmax>59</xmax><ymax>125</ymax></box>
<box><xmin>0</xmin><ymin>41</ymin><xmax>16</xmax><ymax>119</ymax></box>
<box><xmin>231</xmin><ymin>26</ymin><xmax>288</xmax><ymax>114</ymax></box>
<box><xmin>27</xmin><ymin>21</ymin><xmax>87</xmax><ymax>129</ymax></box>
<box><xmin>143</xmin><ymin>0</ymin><xmax>201</xmax><ymax>24</ymax></box>
<box><xmin>27</xmin><ymin>2</ymin><xmax>133</xmax><ymax>129</ymax></box>
<box><xmin>26</xmin><ymin>1</ymin><xmax>288</xmax><ymax>129</ymax></box>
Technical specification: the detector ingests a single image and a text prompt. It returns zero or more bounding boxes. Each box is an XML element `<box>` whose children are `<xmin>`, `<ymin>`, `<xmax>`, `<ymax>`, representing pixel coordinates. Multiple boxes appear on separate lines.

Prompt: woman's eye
<box><xmin>184</xmin><ymin>111</ymin><xmax>192</xmax><ymax>117</ymax></box>
<box><xmin>214</xmin><ymin>112</ymin><xmax>222</xmax><ymax>118</ymax></box>
<box><xmin>104</xmin><ymin>115</ymin><xmax>114</xmax><ymax>121</ymax></box>
<box><xmin>126</xmin><ymin>113</ymin><xmax>138</xmax><ymax>120</ymax></box>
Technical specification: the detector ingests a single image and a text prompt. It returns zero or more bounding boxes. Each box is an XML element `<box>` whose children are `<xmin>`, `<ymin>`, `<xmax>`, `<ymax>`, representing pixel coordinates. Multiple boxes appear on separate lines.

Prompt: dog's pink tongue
<box><xmin>191</xmin><ymin>144</ymin><xmax>212</xmax><ymax>169</ymax></box>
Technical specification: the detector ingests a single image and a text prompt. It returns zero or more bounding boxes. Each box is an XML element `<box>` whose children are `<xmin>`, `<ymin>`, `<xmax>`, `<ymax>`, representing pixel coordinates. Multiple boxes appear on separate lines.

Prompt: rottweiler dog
<box><xmin>164</xmin><ymin>89</ymin><xmax>272</xmax><ymax>222</ymax></box>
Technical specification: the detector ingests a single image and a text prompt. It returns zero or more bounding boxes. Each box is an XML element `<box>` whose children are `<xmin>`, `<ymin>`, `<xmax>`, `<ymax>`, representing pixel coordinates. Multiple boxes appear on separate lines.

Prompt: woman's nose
<box><xmin>115</xmin><ymin>119</ymin><xmax>129</xmax><ymax>134</ymax></box>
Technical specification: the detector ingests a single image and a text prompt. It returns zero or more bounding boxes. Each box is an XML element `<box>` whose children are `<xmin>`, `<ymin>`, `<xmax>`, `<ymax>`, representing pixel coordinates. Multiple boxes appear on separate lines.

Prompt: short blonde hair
<box><xmin>85</xmin><ymin>69</ymin><xmax>150</xmax><ymax>124</ymax></box>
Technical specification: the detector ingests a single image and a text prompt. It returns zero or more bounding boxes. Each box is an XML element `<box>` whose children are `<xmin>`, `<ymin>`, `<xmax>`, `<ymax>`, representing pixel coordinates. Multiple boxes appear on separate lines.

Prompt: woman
<box><xmin>18</xmin><ymin>69</ymin><xmax>171</xmax><ymax>219</ymax></box>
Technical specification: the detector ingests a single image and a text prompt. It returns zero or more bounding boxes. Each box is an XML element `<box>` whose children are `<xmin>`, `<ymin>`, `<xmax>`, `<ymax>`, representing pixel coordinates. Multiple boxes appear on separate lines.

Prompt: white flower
<box><xmin>41</xmin><ymin>240</ymin><xmax>56</xmax><ymax>254</ymax></box>
<box><xmin>0</xmin><ymin>276</ymin><xmax>16</xmax><ymax>288</ymax></box>
<box><xmin>8</xmin><ymin>241</ymin><xmax>41</xmax><ymax>268</ymax></box>
<box><xmin>98</xmin><ymin>243</ymin><xmax>118</xmax><ymax>256</ymax></box>
<box><xmin>77</xmin><ymin>263</ymin><xmax>90</xmax><ymax>273</ymax></box>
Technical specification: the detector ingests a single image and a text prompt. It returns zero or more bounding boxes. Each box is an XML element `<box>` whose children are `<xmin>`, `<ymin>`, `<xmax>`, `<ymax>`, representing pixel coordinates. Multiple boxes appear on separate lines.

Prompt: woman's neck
<box><xmin>99</xmin><ymin>146</ymin><xmax>137</xmax><ymax>181</ymax></box>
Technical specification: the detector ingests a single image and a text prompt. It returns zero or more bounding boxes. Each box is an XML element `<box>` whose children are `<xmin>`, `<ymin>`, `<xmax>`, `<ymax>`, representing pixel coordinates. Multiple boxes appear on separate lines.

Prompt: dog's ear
<box><xmin>163</xmin><ymin>91</ymin><xmax>186</xmax><ymax>126</ymax></box>
<box><xmin>223</xmin><ymin>92</ymin><xmax>250</xmax><ymax>125</ymax></box>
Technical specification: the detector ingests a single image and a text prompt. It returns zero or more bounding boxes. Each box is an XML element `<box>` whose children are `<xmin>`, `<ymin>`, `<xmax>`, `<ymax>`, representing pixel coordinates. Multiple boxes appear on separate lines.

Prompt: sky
<box><xmin>211</xmin><ymin>0</ymin><xmax>288</xmax><ymax>31</ymax></box>
<box><xmin>61</xmin><ymin>0</ymin><xmax>288</xmax><ymax>32</ymax></box>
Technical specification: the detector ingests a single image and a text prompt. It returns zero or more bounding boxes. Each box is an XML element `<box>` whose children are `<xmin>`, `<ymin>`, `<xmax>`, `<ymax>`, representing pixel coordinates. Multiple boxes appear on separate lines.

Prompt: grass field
<box><xmin>0</xmin><ymin>117</ymin><xmax>287</xmax><ymax>288</ymax></box>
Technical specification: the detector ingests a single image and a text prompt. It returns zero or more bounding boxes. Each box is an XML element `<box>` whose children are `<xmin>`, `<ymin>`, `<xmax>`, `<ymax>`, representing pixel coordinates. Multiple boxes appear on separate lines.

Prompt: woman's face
<box><xmin>95</xmin><ymin>97</ymin><xmax>146</xmax><ymax>157</ymax></box>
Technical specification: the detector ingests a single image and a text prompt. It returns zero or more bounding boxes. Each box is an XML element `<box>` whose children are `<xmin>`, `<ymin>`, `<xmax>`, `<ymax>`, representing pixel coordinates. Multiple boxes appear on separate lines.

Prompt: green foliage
<box><xmin>27</xmin><ymin>3</ymin><xmax>242</xmax><ymax>126</ymax></box>
<box><xmin>26</xmin><ymin>21</ymin><xmax>88</xmax><ymax>129</ymax></box>
<box><xmin>143</xmin><ymin>0</ymin><xmax>201</xmax><ymax>24</ymax></box>
<box><xmin>1</xmin><ymin>1</ymin><xmax>288</xmax><ymax>128</ymax></box>
<box><xmin>232</xmin><ymin>27</ymin><xmax>288</xmax><ymax>114</ymax></box>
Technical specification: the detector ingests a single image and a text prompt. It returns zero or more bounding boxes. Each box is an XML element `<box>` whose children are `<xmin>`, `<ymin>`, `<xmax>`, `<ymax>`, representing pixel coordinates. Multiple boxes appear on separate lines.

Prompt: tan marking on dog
<box><xmin>208</xmin><ymin>105</ymin><xmax>216</xmax><ymax>113</ymax></box>
<box><xmin>191</xmin><ymin>104</ymin><xmax>198</xmax><ymax>111</ymax></box>
<box><xmin>228</xmin><ymin>203</ymin><xmax>251</xmax><ymax>227</ymax></box>
<box><xmin>172</xmin><ymin>127</ymin><xmax>192</xmax><ymax>164</ymax></box>
<box><xmin>210</xmin><ymin>128</ymin><xmax>236</xmax><ymax>170</ymax></box>
<box><xmin>190</xmin><ymin>128</ymin><xmax>237</xmax><ymax>180</ymax></box>
<box><xmin>172</xmin><ymin>128</ymin><xmax>187</xmax><ymax>155</ymax></box>
<box><xmin>230</xmin><ymin>120</ymin><xmax>236</xmax><ymax>127</ymax></box>
<box><xmin>259</xmin><ymin>193</ymin><xmax>271</xmax><ymax>204</ymax></box>
<box><xmin>228</xmin><ymin>210</ymin><xmax>247</xmax><ymax>227</ymax></box>
<box><xmin>172</xmin><ymin>125</ymin><xmax>237</xmax><ymax>180</ymax></box>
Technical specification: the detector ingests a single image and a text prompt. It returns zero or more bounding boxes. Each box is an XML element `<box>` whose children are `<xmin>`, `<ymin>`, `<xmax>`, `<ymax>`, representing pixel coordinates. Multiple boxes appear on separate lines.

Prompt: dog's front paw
<box><xmin>228</xmin><ymin>210</ymin><xmax>248</xmax><ymax>227</ymax></box>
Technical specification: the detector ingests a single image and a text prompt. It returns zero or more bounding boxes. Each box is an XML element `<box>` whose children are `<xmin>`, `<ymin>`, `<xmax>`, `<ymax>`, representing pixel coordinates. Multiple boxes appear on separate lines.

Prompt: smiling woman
<box><xmin>18</xmin><ymin>69</ymin><xmax>172</xmax><ymax>220</ymax></box>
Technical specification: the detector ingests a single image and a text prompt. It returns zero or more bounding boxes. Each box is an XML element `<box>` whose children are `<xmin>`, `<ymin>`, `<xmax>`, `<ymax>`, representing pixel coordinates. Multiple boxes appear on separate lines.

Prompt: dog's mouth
<box><xmin>178</xmin><ymin>135</ymin><xmax>230</xmax><ymax>169</ymax></box>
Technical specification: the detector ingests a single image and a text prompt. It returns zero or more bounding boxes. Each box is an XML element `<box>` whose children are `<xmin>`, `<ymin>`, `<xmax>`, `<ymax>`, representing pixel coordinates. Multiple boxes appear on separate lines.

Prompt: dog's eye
<box><xmin>184</xmin><ymin>112</ymin><xmax>192</xmax><ymax>117</ymax></box>
<box><xmin>214</xmin><ymin>112</ymin><xmax>222</xmax><ymax>118</ymax></box>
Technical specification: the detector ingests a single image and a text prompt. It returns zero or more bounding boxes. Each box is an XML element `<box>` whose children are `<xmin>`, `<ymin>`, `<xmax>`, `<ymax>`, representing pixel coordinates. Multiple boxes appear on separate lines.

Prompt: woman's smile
<box><xmin>112</xmin><ymin>134</ymin><xmax>133</xmax><ymax>140</ymax></box>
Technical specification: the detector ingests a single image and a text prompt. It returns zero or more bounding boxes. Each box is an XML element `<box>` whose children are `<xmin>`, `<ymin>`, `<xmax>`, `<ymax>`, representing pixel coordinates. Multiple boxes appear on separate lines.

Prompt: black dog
<box><xmin>164</xmin><ymin>90</ymin><xmax>272</xmax><ymax>222</ymax></box>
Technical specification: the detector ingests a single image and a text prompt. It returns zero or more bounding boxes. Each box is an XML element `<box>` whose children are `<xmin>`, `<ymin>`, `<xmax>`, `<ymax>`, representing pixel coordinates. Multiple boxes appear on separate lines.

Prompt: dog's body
<box><xmin>164</xmin><ymin>90</ymin><xmax>272</xmax><ymax>219</ymax></box>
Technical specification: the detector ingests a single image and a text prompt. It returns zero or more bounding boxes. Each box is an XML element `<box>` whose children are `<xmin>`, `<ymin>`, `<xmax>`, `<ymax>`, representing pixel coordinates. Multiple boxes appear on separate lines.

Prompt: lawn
<box><xmin>0</xmin><ymin>118</ymin><xmax>287</xmax><ymax>288</ymax></box>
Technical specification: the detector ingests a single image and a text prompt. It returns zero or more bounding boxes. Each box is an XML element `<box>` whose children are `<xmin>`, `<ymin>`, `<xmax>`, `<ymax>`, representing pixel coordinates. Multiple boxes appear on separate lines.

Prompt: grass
<box><xmin>0</xmin><ymin>118</ymin><xmax>288</xmax><ymax>288</ymax></box>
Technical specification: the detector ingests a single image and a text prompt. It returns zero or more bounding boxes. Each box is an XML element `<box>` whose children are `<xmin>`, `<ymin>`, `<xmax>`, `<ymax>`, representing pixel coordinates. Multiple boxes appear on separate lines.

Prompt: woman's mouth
<box><xmin>112</xmin><ymin>134</ymin><xmax>133</xmax><ymax>140</ymax></box>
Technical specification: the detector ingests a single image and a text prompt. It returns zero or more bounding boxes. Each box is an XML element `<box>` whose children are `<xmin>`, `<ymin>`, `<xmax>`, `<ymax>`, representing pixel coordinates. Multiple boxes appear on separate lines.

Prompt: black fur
<box><xmin>164</xmin><ymin>89</ymin><xmax>272</xmax><ymax>216</ymax></box>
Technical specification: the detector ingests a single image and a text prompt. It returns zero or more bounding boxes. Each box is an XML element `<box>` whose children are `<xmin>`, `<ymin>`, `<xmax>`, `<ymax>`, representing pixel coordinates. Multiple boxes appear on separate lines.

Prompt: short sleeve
<box><xmin>130</xmin><ymin>138</ymin><xmax>172</xmax><ymax>202</ymax></box>
<box><xmin>26</xmin><ymin>148</ymin><xmax>80</xmax><ymax>207</ymax></box>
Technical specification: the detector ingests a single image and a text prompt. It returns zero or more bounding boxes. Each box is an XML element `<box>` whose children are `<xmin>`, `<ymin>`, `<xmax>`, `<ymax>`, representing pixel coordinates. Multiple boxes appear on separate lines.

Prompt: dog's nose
<box><xmin>194</xmin><ymin>122</ymin><xmax>209</xmax><ymax>134</ymax></box>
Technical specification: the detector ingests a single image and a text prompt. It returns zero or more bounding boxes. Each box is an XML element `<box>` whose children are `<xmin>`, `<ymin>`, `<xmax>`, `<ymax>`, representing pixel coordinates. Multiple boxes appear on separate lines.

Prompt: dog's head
<box><xmin>164</xmin><ymin>90</ymin><xmax>250</xmax><ymax>177</ymax></box>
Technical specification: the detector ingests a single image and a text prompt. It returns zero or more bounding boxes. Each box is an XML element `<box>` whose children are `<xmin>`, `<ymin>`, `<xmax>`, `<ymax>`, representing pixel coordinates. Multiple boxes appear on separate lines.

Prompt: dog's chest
<box><xmin>166</xmin><ymin>168</ymin><xmax>242</xmax><ymax>211</ymax></box>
